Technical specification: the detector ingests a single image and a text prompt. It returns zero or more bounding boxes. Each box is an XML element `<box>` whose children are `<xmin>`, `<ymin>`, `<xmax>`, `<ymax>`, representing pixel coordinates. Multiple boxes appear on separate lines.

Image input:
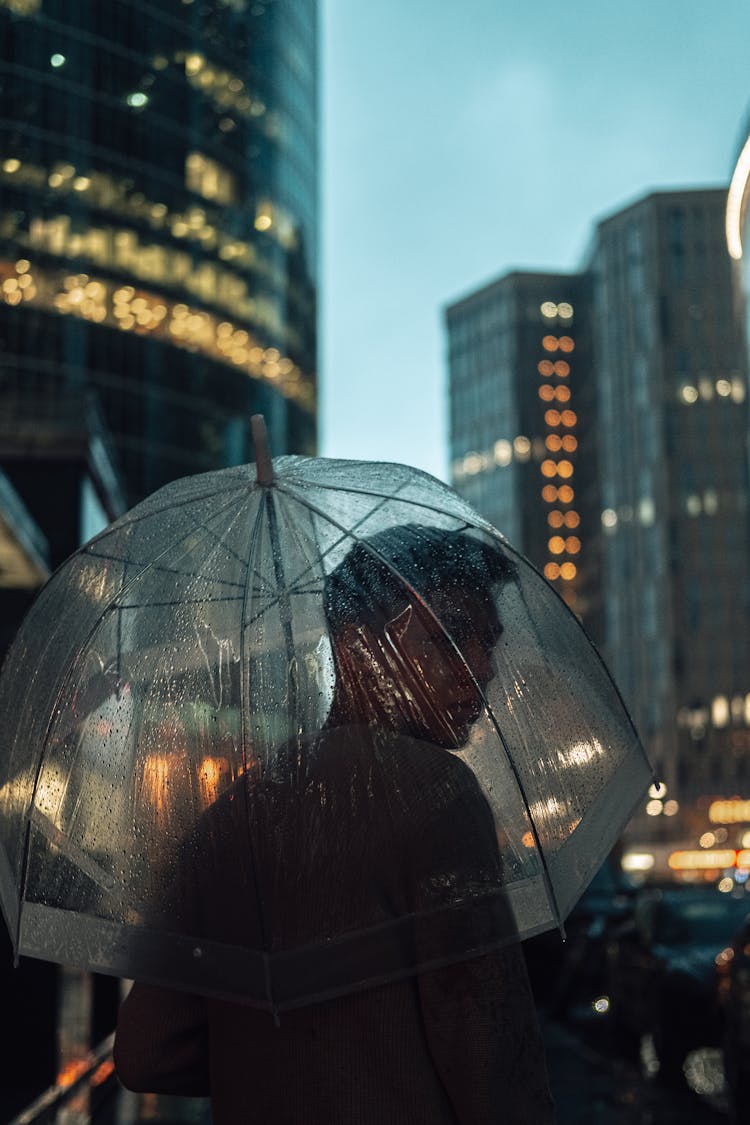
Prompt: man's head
<box><xmin>323</xmin><ymin>524</ymin><xmax>515</xmax><ymax>747</ymax></box>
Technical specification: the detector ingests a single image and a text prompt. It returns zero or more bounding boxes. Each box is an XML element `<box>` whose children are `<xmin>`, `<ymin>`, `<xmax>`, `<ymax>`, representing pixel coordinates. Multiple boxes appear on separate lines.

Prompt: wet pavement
<box><xmin>543</xmin><ymin>1007</ymin><xmax>731</xmax><ymax>1124</ymax></box>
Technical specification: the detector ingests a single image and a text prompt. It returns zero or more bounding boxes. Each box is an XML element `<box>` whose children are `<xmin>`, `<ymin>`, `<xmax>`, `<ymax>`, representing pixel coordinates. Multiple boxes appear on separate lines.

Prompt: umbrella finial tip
<box><xmin>251</xmin><ymin>414</ymin><xmax>274</xmax><ymax>485</ymax></box>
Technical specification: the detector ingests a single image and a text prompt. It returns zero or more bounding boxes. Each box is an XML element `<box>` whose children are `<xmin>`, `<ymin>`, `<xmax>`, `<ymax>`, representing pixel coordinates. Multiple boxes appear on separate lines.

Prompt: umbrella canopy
<box><xmin>0</xmin><ymin>443</ymin><xmax>652</xmax><ymax>1014</ymax></box>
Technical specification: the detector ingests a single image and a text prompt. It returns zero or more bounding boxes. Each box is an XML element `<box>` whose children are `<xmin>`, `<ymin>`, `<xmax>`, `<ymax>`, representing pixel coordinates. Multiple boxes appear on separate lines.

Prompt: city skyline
<box><xmin>321</xmin><ymin>0</ymin><xmax>750</xmax><ymax>481</ymax></box>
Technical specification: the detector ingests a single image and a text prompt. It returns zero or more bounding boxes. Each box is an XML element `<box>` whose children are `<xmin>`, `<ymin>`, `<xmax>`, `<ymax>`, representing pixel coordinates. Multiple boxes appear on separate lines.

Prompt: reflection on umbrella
<box><xmin>0</xmin><ymin>416</ymin><xmax>652</xmax><ymax>1015</ymax></box>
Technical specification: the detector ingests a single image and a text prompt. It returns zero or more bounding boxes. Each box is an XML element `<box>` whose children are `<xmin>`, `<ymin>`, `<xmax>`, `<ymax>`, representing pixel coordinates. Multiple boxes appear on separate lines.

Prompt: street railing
<box><xmin>8</xmin><ymin>1033</ymin><xmax>117</xmax><ymax>1125</ymax></box>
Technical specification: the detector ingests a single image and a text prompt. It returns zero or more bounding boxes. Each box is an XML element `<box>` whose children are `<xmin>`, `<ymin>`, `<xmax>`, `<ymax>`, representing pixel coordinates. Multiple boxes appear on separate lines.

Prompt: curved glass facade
<box><xmin>0</xmin><ymin>0</ymin><xmax>318</xmax><ymax>503</ymax></box>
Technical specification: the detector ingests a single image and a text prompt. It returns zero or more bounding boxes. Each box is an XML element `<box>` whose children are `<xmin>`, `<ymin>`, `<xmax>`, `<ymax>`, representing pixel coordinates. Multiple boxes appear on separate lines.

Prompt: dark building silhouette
<box><xmin>0</xmin><ymin>0</ymin><xmax>319</xmax><ymax>505</ymax></box>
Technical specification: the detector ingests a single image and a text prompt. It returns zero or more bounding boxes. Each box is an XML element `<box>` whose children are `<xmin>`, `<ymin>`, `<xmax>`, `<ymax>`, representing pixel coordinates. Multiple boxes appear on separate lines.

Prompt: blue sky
<box><xmin>319</xmin><ymin>0</ymin><xmax>750</xmax><ymax>480</ymax></box>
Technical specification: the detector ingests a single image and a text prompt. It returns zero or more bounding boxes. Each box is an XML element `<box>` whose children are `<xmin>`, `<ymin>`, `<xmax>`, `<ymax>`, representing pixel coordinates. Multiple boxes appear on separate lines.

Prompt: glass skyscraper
<box><xmin>446</xmin><ymin>271</ymin><xmax>593</xmax><ymax>623</ymax></box>
<box><xmin>446</xmin><ymin>188</ymin><xmax>750</xmax><ymax>846</ymax></box>
<box><xmin>0</xmin><ymin>0</ymin><xmax>318</xmax><ymax>505</ymax></box>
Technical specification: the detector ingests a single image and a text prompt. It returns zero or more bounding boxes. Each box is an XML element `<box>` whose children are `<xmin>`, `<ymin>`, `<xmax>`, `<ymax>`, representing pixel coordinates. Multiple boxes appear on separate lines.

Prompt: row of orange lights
<box><xmin>539</xmin><ymin>383</ymin><xmax>571</xmax><ymax>403</ymax></box>
<box><xmin>538</xmin><ymin>359</ymin><xmax>570</xmax><ymax>377</ymax></box>
<box><xmin>542</xmin><ymin>335</ymin><xmax>575</xmax><ymax>353</ymax></box>
<box><xmin>545</xmin><ymin>408</ymin><xmax>577</xmax><ymax>427</ymax></box>
<box><xmin>668</xmin><ymin>849</ymin><xmax>750</xmax><ymax>871</ymax></box>
<box><xmin>539</xmin><ymin>317</ymin><xmax>578</xmax><ymax>586</ymax></box>
<box><xmin>542</xmin><ymin>484</ymin><xmax>575</xmax><ymax>503</ymax></box>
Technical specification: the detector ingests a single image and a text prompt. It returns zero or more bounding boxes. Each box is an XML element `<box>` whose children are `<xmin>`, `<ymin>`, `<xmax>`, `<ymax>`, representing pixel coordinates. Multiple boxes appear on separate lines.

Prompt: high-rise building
<box><xmin>445</xmin><ymin>188</ymin><xmax>750</xmax><ymax>842</ymax></box>
<box><xmin>589</xmin><ymin>189</ymin><xmax>750</xmax><ymax>816</ymax></box>
<box><xmin>445</xmin><ymin>271</ymin><xmax>596</xmax><ymax>624</ymax></box>
<box><xmin>0</xmin><ymin>0</ymin><xmax>318</xmax><ymax>506</ymax></box>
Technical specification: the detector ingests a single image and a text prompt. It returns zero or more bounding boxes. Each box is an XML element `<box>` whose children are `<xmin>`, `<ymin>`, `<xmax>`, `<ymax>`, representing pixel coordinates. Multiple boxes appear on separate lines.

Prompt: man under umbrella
<box><xmin>114</xmin><ymin>524</ymin><xmax>556</xmax><ymax>1124</ymax></box>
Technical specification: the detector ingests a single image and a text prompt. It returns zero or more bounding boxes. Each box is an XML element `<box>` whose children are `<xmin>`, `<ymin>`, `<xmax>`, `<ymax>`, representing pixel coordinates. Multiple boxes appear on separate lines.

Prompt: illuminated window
<box><xmin>546</xmin><ymin>435</ymin><xmax>562</xmax><ymax>452</ymax></box>
<box><xmin>560</xmin><ymin>562</ymin><xmax>577</xmax><ymax>580</ymax></box>
<box><xmin>564</xmin><ymin>511</ymin><xmax>580</xmax><ymax>528</ymax></box>
<box><xmin>558</xmin><ymin>336</ymin><xmax>574</xmax><ymax>353</ymax></box>
<box><xmin>255</xmin><ymin>203</ymin><xmax>273</xmax><ymax>231</ymax></box>
<box><xmin>557</xmin><ymin>460</ymin><xmax>574</xmax><ymax>478</ymax></box>
<box><xmin>544</xmin><ymin>562</ymin><xmax>560</xmax><ymax>580</ymax></box>
<box><xmin>541</xmin><ymin>460</ymin><xmax>558</xmax><ymax>478</ymax></box>
<box><xmin>712</xmin><ymin>696</ymin><xmax>730</xmax><ymax>728</ymax></box>
<box><xmin>538</xmin><ymin>385</ymin><xmax>555</xmax><ymax>402</ymax></box>
<box><xmin>561</xmin><ymin>435</ymin><xmax>577</xmax><ymax>452</ymax></box>
<box><xmin>1</xmin><ymin>0</ymin><xmax>41</xmax><ymax>12</ymax></box>
<box><xmin>542</xmin><ymin>485</ymin><xmax>558</xmax><ymax>502</ymax></box>
<box><xmin>560</xmin><ymin>410</ymin><xmax>577</xmax><ymax>427</ymax></box>
<box><xmin>558</xmin><ymin>485</ymin><xmax>574</xmax><ymax>503</ymax></box>
<box><xmin>555</xmin><ymin>385</ymin><xmax>571</xmax><ymax>402</ymax></box>
<box><xmin>548</xmin><ymin>511</ymin><xmax>565</xmax><ymax>528</ymax></box>
<box><xmin>542</xmin><ymin>335</ymin><xmax>559</xmax><ymax>352</ymax></box>
<box><xmin>538</xmin><ymin>360</ymin><xmax>555</xmax><ymax>376</ymax></box>
<box><xmin>554</xmin><ymin>360</ymin><xmax>570</xmax><ymax>377</ymax></box>
<box><xmin>493</xmin><ymin>439</ymin><xmax>512</xmax><ymax>466</ymax></box>
<box><xmin>186</xmin><ymin>153</ymin><xmax>237</xmax><ymax>205</ymax></box>
<box><xmin>548</xmin><ymin>536</ymin><xmax>566</xmax><ymax>555</ymax></box>
<box><xmin>565</xmin><ymin>536</ymin><xmax>581</xmax><ymax>554</ymax></box>
<box><xmin>544</xmin><ymin>409</ymin><xmax>561</xmax><ymax>427</ymax></box>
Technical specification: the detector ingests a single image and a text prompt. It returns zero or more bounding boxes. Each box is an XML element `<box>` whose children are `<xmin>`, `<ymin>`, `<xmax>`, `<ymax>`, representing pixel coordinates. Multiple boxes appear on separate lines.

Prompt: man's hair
<box><xmin>323</xmin><ymin>523</ymin><xmax>515</xmax><ymax>636</ymax></box>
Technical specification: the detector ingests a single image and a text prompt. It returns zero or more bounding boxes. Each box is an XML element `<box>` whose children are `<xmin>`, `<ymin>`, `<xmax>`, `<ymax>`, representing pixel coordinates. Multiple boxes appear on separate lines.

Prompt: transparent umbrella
<box><xmin>0</xmin><ymin>417</ymin><xmax>652</xmax><ymax>1016</ymax></box>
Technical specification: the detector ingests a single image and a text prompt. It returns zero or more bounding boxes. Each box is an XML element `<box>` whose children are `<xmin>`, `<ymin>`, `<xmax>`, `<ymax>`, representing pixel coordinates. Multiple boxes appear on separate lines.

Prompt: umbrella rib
<box><xmin>242</xmin><ymin>483</ymin><xmax>405</xmax><ymax>628</ymax></box>
<box><xmin>237</xmin><ymin>494</ymin><xmax>275</xmax><ymax>1011</ymax></box>
<box><xmin>85</xmin><ymin>553</ymin><xmax>246</xmax><ymax>590</ymax></box>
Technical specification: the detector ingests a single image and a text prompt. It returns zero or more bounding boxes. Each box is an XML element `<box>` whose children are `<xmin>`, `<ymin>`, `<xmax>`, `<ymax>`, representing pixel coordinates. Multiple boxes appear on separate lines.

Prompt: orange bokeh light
<box><xmin>544</xmin><ymin>562</ymin><xmax>561</xmax><ymax>580</ymax></box>
<box><xmin>555</xmin><ymin>385</ymin><xmax>571</xmax><ymax>402</ymax></box>
<box><xmin>548</xmin><ymin>536</ymin><xmax>566</xmax><ymax>555</ymax></box>
<box><xmin>546</xmin><ymin>435</ymin><xmax>562</xmax><ymax>452</ymax></box>
<box><xmin>560</xmin><ymin>409</ymin><xmax>577</xmax><ymax>427</ymax></box>
<box><xmin>539</xmin><ymin>384</ymin><xmax>555</xmax><ymax>401</ymax></box>
<box><xmin>548</xmin><ymin>511</ymin><xmax>565</xmax><ymax>528</ymax></box>
<box><xmin>559</xmin><ymin>336</ymin><xmax>575</xmax><ymax>352</ymax></box>
<box><xmin>545</xmin><ymin>409</ymin><xmax>561</xmax><ymax>426</ymax></box>
<box><xmin>557</xmin><ymin>460</ymin><xmax>574</xmax><ymax>478</ymax></box>
<box><xmin>564</xmin><ymin>511</ymin><xmax>580</xmax><ymax>528</ymax></box>
<box><xmin>560</xmin><ymin>562</ymin><xmax>577</xmax><ymax>580</ymax></box>
<box><xmin>562</xmin><ymin>434</ymin><xmax>578</xmax><ymax>452</ymax></box>
<box><xmin>542</xmin><ymin>485</ymin><xmax>558</xmax><ymax>502</ymax></box>
<box><xmin>542</xmin><ymin>335</ymin><xmax>559</xmax><ymax>352</ymax></box>
<box><xmin>541</xmin><ymin>459</ymin><xmax>557</xmax><ymax>478</ymax></box>
<box><xmin>565</xmin><ymin>536</ymin><xmax>581</xmax><ymax>554</ymax></box>
<box><xmin>554</xmin><ymin>360</ymin><xmax>570</xmax><ymax>377</ymax></box>
<box><xmin>538</xmin><ymin>360</ymin><xmax>554</xmax><ymax>376</ymax></box>
<box><xmin>558</xmin><ymin>484</ymin><xmax>575</xmax><ymax>502</ymax></box>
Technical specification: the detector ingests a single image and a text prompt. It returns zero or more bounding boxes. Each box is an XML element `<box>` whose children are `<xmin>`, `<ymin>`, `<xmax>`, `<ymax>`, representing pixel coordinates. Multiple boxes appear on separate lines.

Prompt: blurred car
<box><xmin>606</xmin><ymin>884</ymin><xmax>750</xmax><ymax>1085</ymax></box>
<box><xmin>718</xmin><ymin>914</ymin><xmax>750</xmax><ymax>1123</ymax></box>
